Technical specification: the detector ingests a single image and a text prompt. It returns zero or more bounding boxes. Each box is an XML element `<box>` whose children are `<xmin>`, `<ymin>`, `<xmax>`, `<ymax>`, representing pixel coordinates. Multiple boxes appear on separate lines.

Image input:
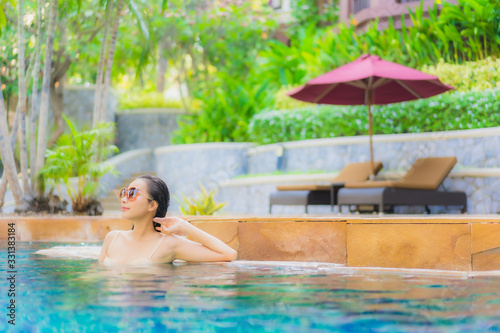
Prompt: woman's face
<box><xmin>120</xmin><ymin>179</ymin><xmax>154</xmax><ymax>220</ymax></box>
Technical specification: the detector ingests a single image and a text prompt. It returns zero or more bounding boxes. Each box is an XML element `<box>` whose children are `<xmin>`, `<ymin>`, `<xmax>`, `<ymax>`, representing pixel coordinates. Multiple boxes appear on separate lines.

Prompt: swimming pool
<box><xmin>2</xmin><ymin>241</ymin><xmax>500</xmax><ymax>332</ymax></box>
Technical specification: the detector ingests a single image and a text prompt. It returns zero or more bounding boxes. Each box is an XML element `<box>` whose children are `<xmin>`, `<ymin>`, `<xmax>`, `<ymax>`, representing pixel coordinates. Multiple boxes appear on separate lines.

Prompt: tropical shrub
<box><xmin>177</xmin><ymin>184</ymin><xmax>227</xmax><ymax>216</ymax></box>
<box><xmin>38</xmin><ymin>116</ymin><xmax>119</xmax><ymax>215</ymax></box>
<box><xmin>254</xmin><ymin>0</ymin><xmax>500</xmax><ymax>90</ymax></box>
<box><xmin>436</xmin><ymin>0</ymin><xmax>500</xmax><ymax>62</ymax></box>
<box><xmin>248</xmin><ymin>89</ymin><xmax>500</xmax><ymax>144</ymax></box>
<box><xmin>172</xmin><ymin>72</ymin><xmax>276</xmax><ymax>143</ymax></box>
<box><xmin>421</xmin><ymin>58</ymin><xmax>500</xmax><ymax>92</ymax></box>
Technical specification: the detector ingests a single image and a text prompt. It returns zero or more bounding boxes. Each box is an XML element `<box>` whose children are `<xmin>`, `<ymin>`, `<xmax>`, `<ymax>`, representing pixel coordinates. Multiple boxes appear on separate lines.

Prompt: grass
<box><xmin>233</xmin><ymin>169</ymin><xmax>331</xmax><ymax>179</ymax></box>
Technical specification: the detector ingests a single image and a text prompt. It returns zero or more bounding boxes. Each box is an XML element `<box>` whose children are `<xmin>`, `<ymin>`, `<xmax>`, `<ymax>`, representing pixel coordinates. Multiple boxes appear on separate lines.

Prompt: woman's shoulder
<box><xmin>156</xmin><ymin>234</ymin><xmax>178</xmax><ymax>256</ymax></box>
<box><xmin>159</xmin><ymin>233</ymin><xmax>178</xmax><ymax>245</ymax></box>
<box><xmin>104</xmin><ymin>230</ymin><xmax>123</xmax><ymax>241</ymax></box>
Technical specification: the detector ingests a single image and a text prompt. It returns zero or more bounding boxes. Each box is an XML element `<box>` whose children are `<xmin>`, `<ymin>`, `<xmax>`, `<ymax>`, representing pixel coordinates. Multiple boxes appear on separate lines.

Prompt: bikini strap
<box><xmin>149</xmin><ymin>234</ymin><xmax>165</xmax><ymax>258</ymax></box>
<box><xmin>106</xmin><ymin>231</ymin><xmax>121</xmax><ymax>256</ymax></box>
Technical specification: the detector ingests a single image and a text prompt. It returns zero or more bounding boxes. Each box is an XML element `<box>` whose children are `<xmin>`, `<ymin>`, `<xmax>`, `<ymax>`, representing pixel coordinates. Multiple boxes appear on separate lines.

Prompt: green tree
<box><xmin>93</xmin><ymin>0</ymin><xmax>152</xmax><ymax>126</ymax></box>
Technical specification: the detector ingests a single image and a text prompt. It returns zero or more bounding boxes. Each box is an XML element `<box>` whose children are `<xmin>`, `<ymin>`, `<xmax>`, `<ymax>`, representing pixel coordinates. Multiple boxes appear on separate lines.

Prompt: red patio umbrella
<box><xmin>288</xmin><ymin>54</ymin><xmax>454</xmax><ymax>177</ymax></box>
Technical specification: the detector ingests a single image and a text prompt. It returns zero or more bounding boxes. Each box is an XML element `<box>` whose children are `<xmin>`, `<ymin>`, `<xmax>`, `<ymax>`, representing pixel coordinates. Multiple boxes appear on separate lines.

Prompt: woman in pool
<box><xmin>99</xmin><ymin>175</ymin><xmax>237</xmax><ymax>265</ymax></box>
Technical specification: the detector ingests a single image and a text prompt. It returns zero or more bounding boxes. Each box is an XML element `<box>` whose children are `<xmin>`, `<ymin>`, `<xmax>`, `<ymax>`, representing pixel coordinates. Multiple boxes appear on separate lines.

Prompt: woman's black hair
<box><xmin>130</xmin><ymin>175</ymin><xmax>170</xmax><ymax>233</ymax></box>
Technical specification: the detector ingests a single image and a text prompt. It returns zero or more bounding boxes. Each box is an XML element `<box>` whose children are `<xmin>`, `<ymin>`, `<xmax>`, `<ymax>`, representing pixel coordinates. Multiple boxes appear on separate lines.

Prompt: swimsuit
<box><xmin>103</xmin><ymin>230</ymin><xmax>165</xmax><ymax>265</ymax></box>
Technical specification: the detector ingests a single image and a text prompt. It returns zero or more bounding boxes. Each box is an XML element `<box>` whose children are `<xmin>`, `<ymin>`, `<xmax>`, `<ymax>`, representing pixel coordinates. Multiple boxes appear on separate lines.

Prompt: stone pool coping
<box><xmin>230</xmin><ymin>260</ymin><xmax>500</xmax><ymax>278</ymax></box>
<box><xmin>2</xmin><ymin>214</ymin><xmax>500</xmax><ymax>272</ymax></box>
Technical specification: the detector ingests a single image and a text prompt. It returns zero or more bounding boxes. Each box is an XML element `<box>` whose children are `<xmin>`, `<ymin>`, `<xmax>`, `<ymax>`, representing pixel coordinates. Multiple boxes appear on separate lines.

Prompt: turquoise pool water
<box><xmin>2</xmin><ymin>241</ymin><xmax>500</xmax><ymax>332</ymax></box>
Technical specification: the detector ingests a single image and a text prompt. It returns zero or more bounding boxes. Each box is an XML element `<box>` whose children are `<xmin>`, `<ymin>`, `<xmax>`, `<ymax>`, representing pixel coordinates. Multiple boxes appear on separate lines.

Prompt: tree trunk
<box><xmin>0</xmin><ymin>80</ymin><xmax>27</xmax><ymax>211</ymax></box>
<box><xmin>187</xmin><ymin>47</ymin><xmax>199</xmax><ymax>83</ymax></box>
<box><xmin>35</xmin><ymin>0</ymin><xmax>58</xmax><ymax>195</ymax></box>
<box><xmin>100</xmin><ymin>0</ymin><xmax>124</xmax><ymax>123</ymax></box>
<box><xmin>156</xmin><ymin>48</ymin><xmax>168</xmax><ymax>93</ymax></box>
<box><xmin>17</xmin><ymin>0</ymin><xmax>31</xmax><ymax>196</ymax></box>
<box><xmin>93</xmin><ymin>1</ymin><xmax>113</xmax><ymax>127</ymax></box>
<box><xmin>177</xmin><ymin>57</ymin><xmax>190</xmax><ymax>112</ymax></box>
<box><xmin>47</xmin><ymin>78</ymin><xmax>65</xmax><ymax>147</ymax></box>
<box><xmin>0</xmin><ymin>44</ymin><xmax>36</xmax><ymax>205</ymax></box>
<box><xmin>0</xmin><ymin>105</ymin><xmax>19</xmax><ymax>206</ymax></box>
<box><xmin>30</xmin><ymin>0</ymin><xmax>44</xmax><ymax>192</ymax></box>
<box><xmin>47</xmin><ymin>17</ymin><xmax>71</xmax><ymax>147</ymax></box>
<box><xmin>10</xmin><ymin>105</ymin><xmax>20</xmax><ymax>152</ymax></box>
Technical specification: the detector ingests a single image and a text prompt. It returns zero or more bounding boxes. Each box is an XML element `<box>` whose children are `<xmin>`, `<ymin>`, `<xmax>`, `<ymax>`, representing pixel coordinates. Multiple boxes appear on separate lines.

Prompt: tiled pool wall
<box><xmin>101</xmin><ymin>127</ymin><xmax>500</xmax><ymax>215</ymax></box>
<box><xmin>2</xmin><ymin>216</ymin><xmax>500</xmax><ymax>272</ymax></box>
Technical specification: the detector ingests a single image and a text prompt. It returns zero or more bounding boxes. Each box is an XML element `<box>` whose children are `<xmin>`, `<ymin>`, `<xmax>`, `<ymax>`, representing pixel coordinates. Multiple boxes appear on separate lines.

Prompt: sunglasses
<box><xmin>119</xmin><ymin>187</ymin><xmax>153</xmax><ymax>202</ymax></box>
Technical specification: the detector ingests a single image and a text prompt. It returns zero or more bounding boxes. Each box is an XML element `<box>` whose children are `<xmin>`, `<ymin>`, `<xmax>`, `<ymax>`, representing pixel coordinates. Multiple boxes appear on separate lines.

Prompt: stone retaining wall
<box><xmin>153</xmin><ymin>143</ymin><xmax>252</xmax><ymax>212</ymax></box>
<box><xmin>115</xmin><ymin>108</ymin><xmax>184</xmax><ymax>152</ymax></box>
<box><xmin>100</xmin><ymin>127</ymin><xmax>500</xmax><ymax>214</ymax></box>
<box><xmin>248</xmin><ymin>127</ymin><xmax>500</xmax><ymax>174</ymax></box>
<box><xmin>63</xmin><ymin>86</ymin><xmax>116</xmax><ymax>125</ymax></box>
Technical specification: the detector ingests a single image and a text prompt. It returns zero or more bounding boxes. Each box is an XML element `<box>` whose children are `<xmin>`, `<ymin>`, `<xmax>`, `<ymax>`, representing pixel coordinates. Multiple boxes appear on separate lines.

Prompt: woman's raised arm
<box><xmin>154</xmin><ymin>217</ymin><xmax>237</xmax><ymax>262</ymax></box>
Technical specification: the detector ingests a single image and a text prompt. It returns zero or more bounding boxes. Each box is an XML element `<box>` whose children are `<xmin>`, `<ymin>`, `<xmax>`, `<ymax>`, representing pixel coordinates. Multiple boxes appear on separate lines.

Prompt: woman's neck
<box><xmin>130</xmin><ymin>216</ymin><xmax>157</xmax><ymax>240</ymax></box>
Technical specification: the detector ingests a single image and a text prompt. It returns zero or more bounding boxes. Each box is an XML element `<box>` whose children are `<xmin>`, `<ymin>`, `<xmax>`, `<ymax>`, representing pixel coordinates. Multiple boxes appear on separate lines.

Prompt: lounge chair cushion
<box><xmin>344</xmin><ymin>180</ymin><xmax>396</xmax><ymax>189</ymax></box>
<box><xmin>345</xmin><ymin>157</ymin><xmax>457</xmax><ymax>190</ymax></box>
<box><xmin>276</xmin><ymin>185</ymin><xmax>332</xmax><ymax>191</ymax></box>
<box><xmin>276</xmin><ymin>161</ymin><xmax>384</xmax><ymax>191</ymax></box>
<box><xmin>334</xmin><ymin>161</ymin><xmax>383</xmax><ymax>182</ymax></box>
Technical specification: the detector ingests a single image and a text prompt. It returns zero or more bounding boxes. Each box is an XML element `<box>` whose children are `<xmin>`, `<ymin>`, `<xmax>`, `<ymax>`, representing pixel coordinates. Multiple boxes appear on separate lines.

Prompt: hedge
<box><xmin>248</xmin><ymin>89</ymin><xmax>500</xmax><ymax>145</ymax></box>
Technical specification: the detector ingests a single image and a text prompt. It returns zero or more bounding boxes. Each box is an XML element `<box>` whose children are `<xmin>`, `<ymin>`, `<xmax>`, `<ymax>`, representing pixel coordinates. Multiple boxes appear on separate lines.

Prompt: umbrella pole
<box><xmin>368</xmin><ymin>102</ymin><xmax>375</xmax><ymax>179</ymax></box>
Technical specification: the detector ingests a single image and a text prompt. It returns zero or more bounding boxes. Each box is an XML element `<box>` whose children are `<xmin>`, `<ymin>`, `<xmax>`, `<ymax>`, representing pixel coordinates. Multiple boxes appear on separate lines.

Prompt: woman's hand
<box><xmin>153</xmin><ymin>216</ymin><xmax>191</xmax><ymax>236</ymax></box>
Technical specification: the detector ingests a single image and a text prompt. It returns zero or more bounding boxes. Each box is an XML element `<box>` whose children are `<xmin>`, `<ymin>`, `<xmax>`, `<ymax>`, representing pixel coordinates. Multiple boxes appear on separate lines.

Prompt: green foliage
<box><xmin>421</xmin><ymin>58</ymin><xmax>500</xmax><ymax>91</ymax></box>
<box><xmin>254</xmin><ymin>0</ymin><xmax>500</xmax><ymax>91</ymax></box>
<box><xmin>248</xmin><ymin>89</ymin><xmax>500</xmax><ymax>144</ymax></box>
<box><xmin>0</xmin><ymin>0</ymin><xmax>16</xmax><ymax>33</ymax></box>
<box><xmin>257</xmin><ymin>29</ymin><xmax>315</xmax><ymax>87</ymax></box>
<box><xmin>177</xmin><ymin>183</ymin><xmax>227</xmax><ymax>216</ymax></box>
<box><xmin>38</xmin><ymin>116</ymin><xmax>119</xmax><ymax>213</ymax></box>
<box><xmin>0</xmin><ymin>22</ymin><xmax>21</xmax><ymax>102</ymax></box>
<box><xmin>118</xmin><ymin>91</ymin><xmax>183</xmax><ymax>109</ymax></box>
<box><xmin>273</xmin><ymin>85</ymin><xmax>312</xmax><ymax>110</ymax></box>
<box><xmin>289</xmin><ymin>0</ymin><xmax>339</xmax><ymax>35</ymax></box>
<box><xmin>172</xmin><ymin>72</ymin><xmax>275</xmax><ymax>143</ymax></box>
<box><xmin>175</xmin><ymin>0</ymin><xmax>500</xmax><ymax>144</ymax></box>
<box><xmin>4</xmin><ymin>0</ymin><xmax>498</xmax><ymax>147</ymax></box>
<box><xmin>159</xmin><ymin>1</ymin><xmax>279</xmax><ymax>143</ymax></box>
<box><xmin>145</xmin><ymin>0</ymin><xmax>277</xmax><ymax>94</ymax></box>
<box><xmin>437</xmin><ymin>0</ymin><xmax>500</xmax><ymax>61</ymax></box>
